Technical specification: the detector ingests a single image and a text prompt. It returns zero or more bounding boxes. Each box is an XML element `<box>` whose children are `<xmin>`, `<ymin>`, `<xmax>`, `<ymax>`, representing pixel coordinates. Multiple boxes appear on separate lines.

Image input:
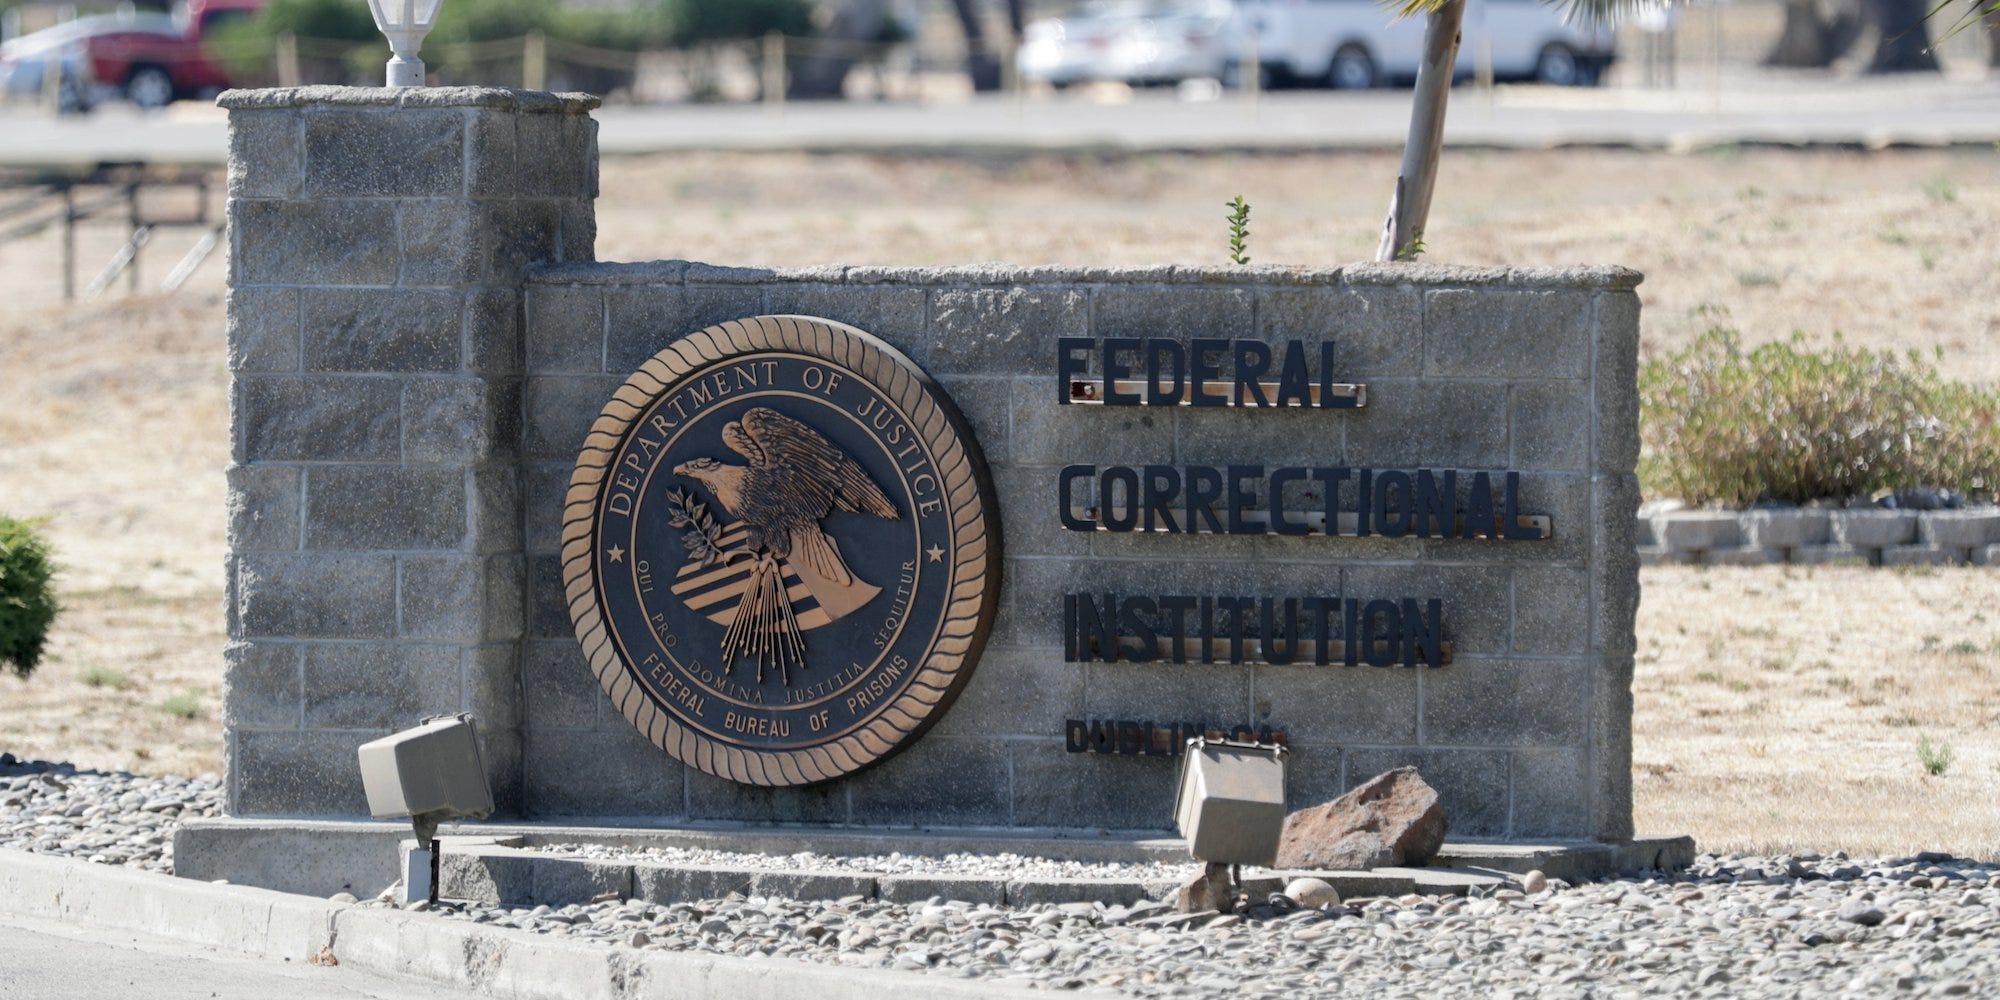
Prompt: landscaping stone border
<box><xmin>174</xmin><ymin>816</ymin><xmax>1694</xmax><ymax>902</ymax></box>
<box><xmin>1639</xmin><ymin>508</ymin><xmax>2000</xmax><ymax>567</ymax></box>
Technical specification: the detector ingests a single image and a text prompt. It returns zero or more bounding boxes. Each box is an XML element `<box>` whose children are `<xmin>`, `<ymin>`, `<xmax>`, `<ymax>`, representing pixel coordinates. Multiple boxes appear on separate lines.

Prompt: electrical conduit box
<box><xmin>1174</xmin><ymin>738</ymin><xmax>1288</xmax><ymax>867</ymax></box>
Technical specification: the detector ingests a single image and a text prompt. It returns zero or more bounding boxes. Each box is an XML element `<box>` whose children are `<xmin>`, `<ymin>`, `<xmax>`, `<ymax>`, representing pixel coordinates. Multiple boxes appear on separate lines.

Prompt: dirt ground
<box><xmin>1</xmin><ymin>147</ymin><xmax>1996</xmax><ymax>855</ymax></box>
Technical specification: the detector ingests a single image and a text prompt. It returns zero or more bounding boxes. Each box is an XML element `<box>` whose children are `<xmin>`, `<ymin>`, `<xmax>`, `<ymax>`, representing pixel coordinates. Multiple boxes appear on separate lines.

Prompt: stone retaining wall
<box><xmin>506</xmin><ymin>259</ymin><xmax>1643</xmax><ymax>839</ymax></box>
<box><xmin>1641</xmin><ymin>509</ymin><xmax>2000</xmax><ymax>567</ymax></box>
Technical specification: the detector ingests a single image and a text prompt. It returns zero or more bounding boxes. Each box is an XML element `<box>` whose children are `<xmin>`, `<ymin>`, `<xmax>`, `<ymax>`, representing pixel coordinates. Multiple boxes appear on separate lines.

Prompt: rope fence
<box><xmin>0</xmin><ymin>166</ymin><xmax>224</xmax><ymax>302</ymax></box>
<box><xmin>218</xmin><ymin>31</ymin><xmax>936</xmax><ymax>102</ymax></box>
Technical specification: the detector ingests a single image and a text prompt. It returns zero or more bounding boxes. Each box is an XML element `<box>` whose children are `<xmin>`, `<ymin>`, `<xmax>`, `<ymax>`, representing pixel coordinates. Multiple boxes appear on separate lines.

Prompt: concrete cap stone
<box><xmin>1340</xmin><ymin>261</ymin><xmax>1645</xmax><ymax>290</ymax></box>
<box><xmin>526</xmin><ymin>259</ymin><xmax>1641</xmax><ymax>290</ymax></box>
<box><xmin>219</xmin><ymin>85</ymin><xmax>599</xmax><ymax>113</ymax></box>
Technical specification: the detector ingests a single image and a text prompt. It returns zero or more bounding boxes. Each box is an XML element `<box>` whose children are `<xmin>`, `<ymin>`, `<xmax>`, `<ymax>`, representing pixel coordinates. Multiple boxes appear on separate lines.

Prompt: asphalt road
<box><xmin>1</xmin><ymin>68</ymin><xmax>1996</xmax><ymax>170</ymax></box>
<box><xmin>0</xmin><ymin>915</ymin><xmax>477</xmax><ymax>1000</ymax></box>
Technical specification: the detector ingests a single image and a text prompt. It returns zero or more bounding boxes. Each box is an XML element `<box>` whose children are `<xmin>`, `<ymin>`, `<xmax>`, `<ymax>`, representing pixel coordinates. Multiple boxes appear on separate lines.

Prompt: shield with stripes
<box><xmin>666</xmin><ymin>519</ymin><xmax>882</xmax><ymax>632</ymax></box>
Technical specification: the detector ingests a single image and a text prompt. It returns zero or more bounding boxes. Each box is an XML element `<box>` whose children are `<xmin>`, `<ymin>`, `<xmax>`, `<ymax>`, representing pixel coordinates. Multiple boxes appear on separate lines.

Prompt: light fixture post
<box><xmin>366</xmin><ymin>0</ymin><xmax>443</xmax><ymax>88</ymax></box>
<box><xmin>358</xmin><ymin>713</ymin><xmax>493</xmax><ymax>905</ymax></box>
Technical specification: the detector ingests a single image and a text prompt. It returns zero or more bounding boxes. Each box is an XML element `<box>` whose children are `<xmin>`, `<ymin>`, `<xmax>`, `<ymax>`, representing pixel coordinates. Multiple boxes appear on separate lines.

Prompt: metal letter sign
<box><xmin>564</xmin><ymin>316</ymin><xmax>1001</xmax><ymax>786</ymax></box>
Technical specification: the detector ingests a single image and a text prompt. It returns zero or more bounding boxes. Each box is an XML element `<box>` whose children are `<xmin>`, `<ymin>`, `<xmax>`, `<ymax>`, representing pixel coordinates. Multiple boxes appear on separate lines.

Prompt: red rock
<box><xmin>1275</xmin><ymin>766</ymin><xmax>1448</xmax><ymax>870</ymax></box>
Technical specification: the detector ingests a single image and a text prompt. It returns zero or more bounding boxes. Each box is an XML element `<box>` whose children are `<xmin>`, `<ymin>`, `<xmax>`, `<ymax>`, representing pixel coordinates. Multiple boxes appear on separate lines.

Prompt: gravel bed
<box><xmin>533</xmin><ymin>842</ymin><xmax>1195</xmax><ymax>883</ymax></box>
<box><xmin>373</xmin><ymin>852</ymin><xmax>2000</xmax><ymax>998</ymax></box>
<box><xmin>0</xmin><ymin>754</ymin><xmax>222</xmax><ymax>873</ymax></box>
<box><xmin>6</xmin><ymin>758</ymin><xmax>1999</xmax><ymax>997</ymax></box>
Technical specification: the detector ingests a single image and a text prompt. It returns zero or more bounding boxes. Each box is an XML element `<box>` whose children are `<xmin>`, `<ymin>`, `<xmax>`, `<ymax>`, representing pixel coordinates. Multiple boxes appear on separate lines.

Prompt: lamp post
<box><xmin>366</xmin><ymin>0</ymin><xmax>444</xmax><ymax>88</ymax></box>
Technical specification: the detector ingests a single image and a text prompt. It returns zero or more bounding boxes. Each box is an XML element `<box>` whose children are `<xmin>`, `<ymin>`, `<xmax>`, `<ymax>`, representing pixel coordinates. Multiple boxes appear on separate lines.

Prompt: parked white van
<box><xmin>1226</xmin><ymin>0</ymin><xmax>1617</xmax><ymax>87</ymax></box>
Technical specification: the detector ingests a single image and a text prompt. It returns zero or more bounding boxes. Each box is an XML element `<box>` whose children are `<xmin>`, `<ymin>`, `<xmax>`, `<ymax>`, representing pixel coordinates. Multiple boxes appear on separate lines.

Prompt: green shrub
<box><xmin>1919</xmin><ymin>735</ymin><xmax>1954</xmax><ymax>777</ymax></box>
<box><xmin>160</xmin><ymin>688</ymin><xmax>203</xmax><ymax>720</ymax></box>
<box><xmin>79</xmin><ymin>664</ymin><xmax>131</xmax><ymax>690</ymax></box>
<box><xmin>1640</xmin><ymin>327</ymin><xmax>2000</xmax><ymax>506</ymax></box>
<box><xmin>211</xmin><ymin>0</ymin><xmax>684</xmax><ymax>87</ymax></box>
<box><xmin>663</xmin><ymin>0</ymin><xmax>812</xmax><ymax>46</ymax></box>
<box><xmin>0</xmin><ymin>517</ymin><xmax>58</xmax><ymax>679</ymax></box>
<box><xmin>208</xmin><ymin>0</ymin><xmax>381</xmax><ymax>82</ymax></box>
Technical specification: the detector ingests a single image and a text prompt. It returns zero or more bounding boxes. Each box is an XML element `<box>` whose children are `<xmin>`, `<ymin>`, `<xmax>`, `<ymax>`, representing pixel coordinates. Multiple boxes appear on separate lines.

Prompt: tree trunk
<box><xmin>1988</xmin><ymin>6</ymin><xmax>2000</xmax><ymax>68</ymax></box>
<box><xmin>1864</xmin><ymin>0</ymin><xmax>1940</xmax><ymax>73</ymax></box>
<box><xmin>1765</xmin><ymin>0</ymin><xmax>1832</xmax><ymax>65</ymax></box>
<box><xmin>950</xmin><ymin>0</ymin><xmax>1004</xmax><ymax>92</ymax></box>
<box><xmin>1004</xmin><ymin>0</ymin><xmax>1028</xmax><ymax>38</ymax></box>
<box><xmin>1376</xmin><ymin>0</ymin><xmax>1464</xmax><ymax>263</ymax></box>
<box><xmin>1764</xmin><ymin>0</ymin><xmax>1863</xmax><ymax>67</ymax></box>
<box><xmin>789</xmin><ymin>0</ymin><xmax>890</xmax><ymax>99</ymax></box>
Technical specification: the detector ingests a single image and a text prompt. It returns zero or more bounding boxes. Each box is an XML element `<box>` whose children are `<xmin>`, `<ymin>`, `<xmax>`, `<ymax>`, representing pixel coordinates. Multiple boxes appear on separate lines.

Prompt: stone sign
<box><xmin>211</xmin><ymin>87</ymin><xmax>1641</xmax><ymax>846</ymax></box>
<box><xmin>562</xmin><ymin>315</ymin><xmax>1000</xmax><ymax>785</ymax></box>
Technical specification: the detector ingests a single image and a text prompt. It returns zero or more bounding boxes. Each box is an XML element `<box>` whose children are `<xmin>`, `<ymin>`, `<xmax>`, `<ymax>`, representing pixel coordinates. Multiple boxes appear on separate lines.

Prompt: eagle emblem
<box><xmin>671</xmin><ymin>407</ymin><xmax>901</xmax><ymax>683</ymax></box>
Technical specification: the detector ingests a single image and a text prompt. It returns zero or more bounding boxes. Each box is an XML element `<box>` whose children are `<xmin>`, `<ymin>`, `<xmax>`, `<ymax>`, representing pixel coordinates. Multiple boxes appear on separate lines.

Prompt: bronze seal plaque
<box><xmin>563</xmin><ymin>315</ymin><xmax>1001</xmax><ymax>786</ymax></box>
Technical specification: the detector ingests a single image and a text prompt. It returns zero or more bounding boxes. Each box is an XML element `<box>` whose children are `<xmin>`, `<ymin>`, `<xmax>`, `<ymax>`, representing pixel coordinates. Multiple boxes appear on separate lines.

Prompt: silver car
<box><xmin>1230</xmin><ymin>0</ymin><xmax>1616</xmax><ymax>88</ymax></box>
<box><xmin>1017</xmin><ymin>1</ymin><xmax>1159</xmax><ymax>88</ymax></box>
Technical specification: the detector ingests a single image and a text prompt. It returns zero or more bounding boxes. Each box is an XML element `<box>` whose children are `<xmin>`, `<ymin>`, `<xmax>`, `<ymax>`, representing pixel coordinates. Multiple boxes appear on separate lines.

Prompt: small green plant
<box><xmin>0</xmin><ymin>516</ymin><xmax>59</xmax><ymax>679</ymax></box>
<box><xmin>1918</xmin><ymin>735</ymin><xmax>1954</xmax><ymax>776</ymax></box>
<box><xmin>1640</xmin><ymin>327</ymin><xmax>2000</xmax><ymax>506</ymax></box>
<box><xmin>1395</xmin><ymin>229</ymin><xmax>1426</xmax><ymax>262</ymax></box>
<box><xmin>79</xmin><ymin>665</ymin><xmax>131</xmax><ymax>690</ymax></box>
<box><xmin>1922</xmin><ymin>176</ymin><xmax>1957</xmax><ymax>203</ymax></box>
<box><xmin>1225</xmin><ymin>195</ymin><xmax>1251</xmax><ymax>265</ymax></box>
<box><xmin>160</xmin><ymin>689</ymin><xmax>203</xmax><ymax>720</ymax></box>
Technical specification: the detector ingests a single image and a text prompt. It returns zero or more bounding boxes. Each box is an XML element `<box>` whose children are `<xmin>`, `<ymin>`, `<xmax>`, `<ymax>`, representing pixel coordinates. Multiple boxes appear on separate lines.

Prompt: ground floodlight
<box><xmin>1176</xmin><ymin>737</ymin><xmax>1288</xmax><ymax>866</ymax></box>
<box><xmin>366</xmin><ymin>0</ymin><xmax>444</xmax><ymax>87</ymax></box>
<box><xmin>358</xmin><ymin>713</ymin><xmax>492</xmax><ymax>903</ymax></box>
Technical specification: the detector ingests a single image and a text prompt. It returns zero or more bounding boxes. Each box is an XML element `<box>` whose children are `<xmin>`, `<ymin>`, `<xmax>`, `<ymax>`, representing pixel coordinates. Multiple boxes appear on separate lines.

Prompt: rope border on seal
<box><xmin>559</xmin><ymin>315</ymin><xmax>1001</xmax><ymax>787</ymax></box>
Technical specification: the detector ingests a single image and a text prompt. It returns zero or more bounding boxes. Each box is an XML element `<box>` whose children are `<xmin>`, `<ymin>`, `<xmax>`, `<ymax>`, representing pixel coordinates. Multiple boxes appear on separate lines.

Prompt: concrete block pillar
<box><xmin>220</xmin><ymin>87</ymin><xmax>599</xmax><ymax>817</ymax></box>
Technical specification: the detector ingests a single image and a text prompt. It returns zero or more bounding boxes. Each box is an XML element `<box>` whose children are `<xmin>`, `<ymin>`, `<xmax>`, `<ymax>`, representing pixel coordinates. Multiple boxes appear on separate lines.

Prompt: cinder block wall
<box><xmin>514</xmin><ymin>262</ymin><xmax>1642</xmax><ymax>840</ymax></box>
<box><xmin>222</xmin><ymin>88</ymin><xmax>1641</xmax><ymax>840</ymax></box>
<box><xmin>220</xmin><ymin>87</ymin><xmax>598</xmax><ymax>816</ymax></box>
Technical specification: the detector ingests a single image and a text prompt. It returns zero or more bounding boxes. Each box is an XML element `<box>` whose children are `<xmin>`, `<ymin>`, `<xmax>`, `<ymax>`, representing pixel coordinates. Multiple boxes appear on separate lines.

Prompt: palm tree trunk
<box><xmin>1377</xmin><ymin>0</ymin><xmax>1465</xmax><ymax>262</ymax></box>
<box><xmin>1864</xmin><ymin>0</ymin><xmax>1940</xmax><ymax>72</ymax></box>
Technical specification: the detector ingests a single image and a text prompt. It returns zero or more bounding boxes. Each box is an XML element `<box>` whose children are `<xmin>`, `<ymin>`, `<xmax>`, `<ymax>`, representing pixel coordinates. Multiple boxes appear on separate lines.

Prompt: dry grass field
<box><xmin>1</xmin><ymin>146</ymin><xmax>1997</xmax><ymax>855</ymax></box>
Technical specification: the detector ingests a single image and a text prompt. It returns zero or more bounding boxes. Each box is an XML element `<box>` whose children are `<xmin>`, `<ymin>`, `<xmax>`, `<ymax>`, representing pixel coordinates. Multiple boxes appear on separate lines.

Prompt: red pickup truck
<box><xmin>81</xmin><ymin>0</ymin><xmax>265</xmax><ymax>108</ymax></box>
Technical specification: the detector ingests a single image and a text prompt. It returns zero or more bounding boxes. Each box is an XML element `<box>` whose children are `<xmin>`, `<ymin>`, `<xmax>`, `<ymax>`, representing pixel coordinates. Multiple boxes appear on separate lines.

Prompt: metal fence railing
<box><xmin>0</xmin><ymin>165</ymin><xmax>223</xmax><ymax>303</ymax></box>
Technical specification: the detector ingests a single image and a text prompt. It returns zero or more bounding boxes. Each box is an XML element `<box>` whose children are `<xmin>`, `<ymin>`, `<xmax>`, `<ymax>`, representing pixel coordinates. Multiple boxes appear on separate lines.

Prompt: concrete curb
<box><xmin>0</xmin><ymin>849</ymin><xmax>1047</xmax><ymax>1000</ymax></box>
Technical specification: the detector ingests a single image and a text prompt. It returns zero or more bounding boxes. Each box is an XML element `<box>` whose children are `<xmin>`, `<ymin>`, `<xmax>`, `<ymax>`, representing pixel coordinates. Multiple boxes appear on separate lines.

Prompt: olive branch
<box><xmin>665</xmin><ymin>488</ymin><xmax>727</xmax><ymax>566</ymax></box>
